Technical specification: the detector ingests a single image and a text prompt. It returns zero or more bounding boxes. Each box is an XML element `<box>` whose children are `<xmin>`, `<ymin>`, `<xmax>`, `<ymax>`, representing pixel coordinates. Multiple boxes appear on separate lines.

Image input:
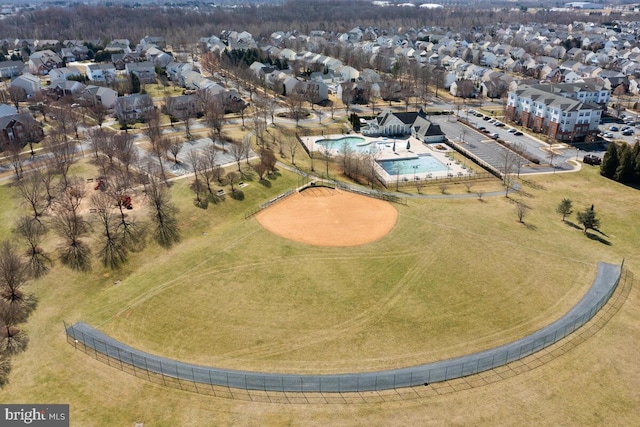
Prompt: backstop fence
<box><xmin>64</xmin><ymin>261</ymin><xmax>623</xmax><ymax>394</ymax></box>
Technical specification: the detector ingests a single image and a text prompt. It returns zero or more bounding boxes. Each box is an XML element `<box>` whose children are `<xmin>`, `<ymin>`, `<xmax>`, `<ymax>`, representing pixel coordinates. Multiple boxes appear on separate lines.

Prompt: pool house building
<box><xmin>363</xmin><ymin>109</ymin><xmax>445</xmax><ymax>143</ymax></box>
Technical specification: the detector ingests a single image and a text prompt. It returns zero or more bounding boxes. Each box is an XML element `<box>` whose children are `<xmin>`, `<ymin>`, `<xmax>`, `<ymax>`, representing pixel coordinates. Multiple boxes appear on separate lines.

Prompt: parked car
<box><xmin>495</xmin><ymin>122</ymin><xmax>505</xmax><ymax>127</ymax></box>
<box><xmin>583</xmin><ymin>154</ymin><xmax>602</xmax><ymax>165</ymax></box>
<box><xmin>478</xmin><ymin>126</ymin><xmax>486</xmax><ymax>131</ymax></box>
<box><xmin>622</xmin><ymin>130</ymin><xmax>634</xmax><ymax>136</ymax></box>
<box><xmin>508</xmin><ymin>128</ymin><xmax>517</xmax><ymax>133</ymax></box>
<box><xmin>514</xmin><ymin>131</ymin><xmax>523</xmax><ymax>136</ymax></box>
<box><xmin>490</xmin><ymin>133</ymin><xmax>499</xmax><ymax>139</ymax></box>
<box><xmin>482</xmin><ymin>128</ymin><xmax>491</xmax><ymax>133</ymax></box>
<box><xmin>604</xmin><ymin>132</ymin><xmax>614</xmax><ymax>138</ymax></box>
<box><xmin>610</xmin><ymin>126</ymin><xmax>619</xmax><ymax>131</ymax></box>
<box><xmin>483</xmin><ymin>116</ymin><xmax>491</xmax><ymax>121</ymax></box>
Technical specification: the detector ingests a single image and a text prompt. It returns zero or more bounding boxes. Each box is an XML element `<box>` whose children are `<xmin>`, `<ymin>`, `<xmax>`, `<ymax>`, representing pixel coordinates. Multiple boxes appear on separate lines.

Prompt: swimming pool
<box><xmin>377</xmin><ymin>154</ymin><xmax>449</xmax><ymax>175</ymax></box>
<box><xmin>316</xmin><ymin>136</ymin><xmax>378</xmax><ymax>153</ymax></box>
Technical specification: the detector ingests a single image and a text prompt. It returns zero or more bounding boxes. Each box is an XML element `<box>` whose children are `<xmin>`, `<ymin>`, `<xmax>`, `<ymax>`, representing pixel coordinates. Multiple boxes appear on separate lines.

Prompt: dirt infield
<box><xmin>255</xmin><ymin>187</ymin><xmax>398</xmax><ymax>246</ymax></box>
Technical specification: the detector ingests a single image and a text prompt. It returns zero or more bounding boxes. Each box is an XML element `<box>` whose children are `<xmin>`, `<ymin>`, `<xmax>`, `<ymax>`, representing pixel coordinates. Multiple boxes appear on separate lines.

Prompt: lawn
<box><xmin>0</xmin><ymin>163</ymin><xmax>638</xmax><ymax>426</ymax></box>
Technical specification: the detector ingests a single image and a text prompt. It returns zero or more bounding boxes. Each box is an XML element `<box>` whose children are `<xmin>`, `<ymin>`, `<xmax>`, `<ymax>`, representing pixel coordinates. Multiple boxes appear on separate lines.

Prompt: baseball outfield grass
<box><xmin>0</xmin><ymin>161</ymin><xmax>638</xmax><ymax>426</ymax></box>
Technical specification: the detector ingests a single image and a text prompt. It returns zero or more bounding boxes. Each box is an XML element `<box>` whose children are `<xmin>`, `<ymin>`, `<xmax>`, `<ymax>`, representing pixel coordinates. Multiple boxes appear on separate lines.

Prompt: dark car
<box><xmin>583</xmin><ymin>154</ymin><xmax>602</xmax><ymax>166</ymax></box>
<box><xmin>514</xmin><ymin>131</ymin><xmax>523</xmax><ymax>136</ymax></box>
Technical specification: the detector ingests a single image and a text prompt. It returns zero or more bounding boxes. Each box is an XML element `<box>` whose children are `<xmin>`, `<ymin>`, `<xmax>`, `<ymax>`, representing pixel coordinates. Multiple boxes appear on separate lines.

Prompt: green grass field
<box><xmin>0</xmin><ymin>163</ymin><xmax>638</xmax><ymax>426</ymax></box>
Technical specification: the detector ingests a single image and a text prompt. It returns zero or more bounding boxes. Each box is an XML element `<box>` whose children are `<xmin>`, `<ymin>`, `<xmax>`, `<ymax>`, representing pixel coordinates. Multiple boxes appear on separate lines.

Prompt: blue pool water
<box><xmin>316</xmin><ymin>136</ymin><xmax>378</xmax><ymax>153</ymax></box>
<box><xmin>378</xmin><ymin>154</ymin><xmax>448</xmax><ymax>175</ymax></box>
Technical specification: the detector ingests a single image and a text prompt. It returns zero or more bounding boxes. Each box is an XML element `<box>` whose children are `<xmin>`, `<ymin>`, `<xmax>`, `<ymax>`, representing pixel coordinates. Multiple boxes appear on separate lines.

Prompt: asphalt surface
<box><xmin>66</xmin><ymin>262</ymin><xmax>621</xmax><ymax>392</ymax></box>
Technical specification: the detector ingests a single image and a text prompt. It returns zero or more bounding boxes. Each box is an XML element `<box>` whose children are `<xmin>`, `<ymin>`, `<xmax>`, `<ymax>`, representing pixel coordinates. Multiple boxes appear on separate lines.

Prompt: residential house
<box><xmin>48</xmin><ymin>66</ymin><xmax>81</xmax><ymax>83</ymax></box>
<box><xmin>125</xmin><ymin>62</ymin><xmax>157</xmax><ymax>84</ymax></box>
<box><xmin>105</xmin><ymin>39</ymin><xmax>131</xmax><ymax>53</ymax></box>
<box><xmin>227</xmin><ymin>31</ymin><xmax>257</xmax><ymax>51</ymax></box>
<box><xmin>48</xmin><ymin>80</ymin><xmax>85</xmax><ymax>97</ymax></box>
<box><xmin>10</xmin><ymin>73</ymin><xmax>41</xmax><ymax>96</ymax></box>
<box><xmin>115</xmin><ymin>93</ymin><xmax>154</xmax><ymax>123</ymax></box>
<box><xmin>111</xmin><ymin>52</ymin><xmax>142</xmax><ymax>70</ymax></box>
<box><xmin>143</xmin><ymin>46</ymin><xmax>172</xmax><ymax>68</ymax></box>
<box><xmin>166</xmin><ymin>62</ymin><xmax>193</xmax><ymax>83</ymax></box>
<box><xmin>164</xmin><ymin>94</ymin><xmax>202</xmax><ymax>119</ymax></box>
<box><xmin>60</xmin><ymin>44</ymin><xmax>89</xmax><ymax>62</ymax></box>
<box><xmin>28</xmin><ymin>50</ymin><xmax>63</xmax><ymax>75</ymax></box>
<box><xmin>140</xmin><ymin>36</ymin><xmax>166</xmax><ymax>49</ymax></box>
<box><xmin>86</xmin><ymin>63</ymin><xmax>117</xmax><ymax>83</ymax></box>
<box><xmin>0</xmin><ymin>113</ymin><xmax>44</xmax><ymax>150</ymax></box>
<box><xmin>336</xmin><ymin>65</ymin><xmax>359</xmax><ymax>82</ymax></box>
<box><xmin>505</xmin><ymin>83</ymin><xmax>604</xmax><ymax>141</ymax></box>
<box><xmin>0</xmin><ymin>60</ymin><xmax>25</xmax><ymax>79</ymax></box>
<box><xmin>450</xmin><ymin>79</ymin><xmax>476</xmax><ymax>98</ymax></box>
<box><xmin>81</xmin><ymin>85</ymin><xmax>118</xmax><ymax>109</ymax></box>
<box><xmin>0</xmin><ymin>104</ymin><xmax>17</xmax><ymax>118</ymax></box>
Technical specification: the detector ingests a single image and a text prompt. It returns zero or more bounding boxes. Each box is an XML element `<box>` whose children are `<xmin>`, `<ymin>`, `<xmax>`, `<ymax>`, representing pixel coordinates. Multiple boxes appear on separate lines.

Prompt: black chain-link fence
<box><xmin>65</xmin><ymin>261</ymin><xmax>622</xmax><ymax>394</ymax></box>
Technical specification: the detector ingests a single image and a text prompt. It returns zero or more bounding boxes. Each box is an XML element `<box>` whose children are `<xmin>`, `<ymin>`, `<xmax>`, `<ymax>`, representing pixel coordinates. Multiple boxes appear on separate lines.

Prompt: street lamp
<box><xmin>412</xmin><ymin>164</ymin><xmax>418</xmax><ymax>181</ymax></box>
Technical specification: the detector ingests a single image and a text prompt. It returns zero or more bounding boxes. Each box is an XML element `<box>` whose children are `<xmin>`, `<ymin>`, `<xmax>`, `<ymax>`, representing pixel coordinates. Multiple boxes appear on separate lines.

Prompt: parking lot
<box><xmin>433</xmin><ymin>111</ymin><xmax>562</xmax><ymax>175</ymax></box>
<box><xmin>599</xmin><ymin>119</ymin><xmax>640</xmax><ymax>146</ymax></box>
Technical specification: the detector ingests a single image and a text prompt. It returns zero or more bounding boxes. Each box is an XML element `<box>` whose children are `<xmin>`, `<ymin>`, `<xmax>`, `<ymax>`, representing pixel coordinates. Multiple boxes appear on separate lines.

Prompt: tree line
<box><xmin>600</xmin><ymin>141</ymin><xmax>640</xmax><ymax>185</ymax></box>
<box><xmin>0</xmin><ymin>2</ymin><xmax>602</xmax><ymax>46</ymax></box>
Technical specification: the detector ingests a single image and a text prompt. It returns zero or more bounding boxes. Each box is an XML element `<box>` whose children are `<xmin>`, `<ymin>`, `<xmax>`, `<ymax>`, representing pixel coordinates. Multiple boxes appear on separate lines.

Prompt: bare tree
<box><xmin>52</xmin><ymin>181</ymin><xmax>91</xmax><ymax>271</ymax></box>
<box><xmin>88</xmin><ymin>103</ymin><xmax>108</xmax><ymax>128</ymax></box>
<box><xmin>204</xmin><ymin>95</ymin><xmax>226</xmax><ymax>140</ymax></box>
<box><xmin>5</xmin><ymin>139</ymin><xmax>25</xmax><ymax>180</ymax></box>
<box><xmin>112</xmin><ymin>132</ymin><xmax>138</xmax><ymax>186</ymax></box>
<box><xmin>0</xmin><ymin>307</ymin><xmax>29</xmax><ymax>356</ymax></box>
<box><xmin>285</xmin><ymin>93</ymin><xmax>306</xmax><ymax>127</ymax></box>
<box><xmin>14</xmin><ymin>170</ymin><xmax>47</xmax><ymax>220</ymax></box>
<box><xmin>7</xmin><ymin>87</ymin><xmax>25</xmax><ymax>110</ymax></box>
<box><xmin>149</xmin><ymin>137</ymin><xmax>171</xmax><ymax>183</ymax></box>
<box><xmin>0</xmin><ymin>241</ymin><xmax>35</xmax><ymax>323</ymax></box>
<box><xmin>92</xmin><ymin>192</ymin><xmax>128</xmax><ymax>269</ymax></box>
<box><xmin>145</xmin><ymin>175</ymin><xmax>180</xmax><ymax>248</ymax></box>
<box><xmin>45</xmin><ymin>131</ymin><xmax>77</xmax><ymax>190</ymax></box>
<box><xmin>515</xmin><ymin>200</ymin><xmax>530</xmax><ymax>223</ymax></box>
<box><xmin>144</xmin><ymin>108</ymin><xmax>163</xmax><ymax>146</ymax></box>
<box><xmin>501</xmin><ymin>149</ymin><xmax>517</xmax><ymax>197</ymax></box>
<box><xmin>168</xmin><ymin>140</ymin><xmax>182</xmax><ymax>164</ymax></box>
<box><xmin>286</xmin><ymin>135</ymin><xmax>300</xmax><ymax>165</ymax></box>
<box><xmin>15</xmin><ymin>216</ymin><xmax>50</xmax><ymax>278</ymax></box>
<box><xmin>229</xmin><ymin>140</ymin><xmax>247</xmax><ymax>172</ymax></box>
<box><xmin>200</xmin><ymin>51</ymin><xmax>219</xmax><ymax>77</ymax></box>
<box><xmin>226</xmin><ymin>171</ymin><xmax>240</xmax><ymax>192</ymax></box>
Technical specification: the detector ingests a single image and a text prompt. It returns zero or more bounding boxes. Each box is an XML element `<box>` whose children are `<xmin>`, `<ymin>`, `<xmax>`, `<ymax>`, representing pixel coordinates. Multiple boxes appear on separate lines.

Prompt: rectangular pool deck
<box><xmin>301</xmin><ymin>134</ymin><xmax>473</xmax><ymax>182</ymax></box>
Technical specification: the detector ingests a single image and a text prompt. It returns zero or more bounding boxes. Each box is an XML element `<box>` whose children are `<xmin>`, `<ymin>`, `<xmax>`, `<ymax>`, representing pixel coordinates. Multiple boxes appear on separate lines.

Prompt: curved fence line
<box><xmin>65</xmin><ymin>261</ymin><xmax>622</xmax><ymax>393</ymax></box>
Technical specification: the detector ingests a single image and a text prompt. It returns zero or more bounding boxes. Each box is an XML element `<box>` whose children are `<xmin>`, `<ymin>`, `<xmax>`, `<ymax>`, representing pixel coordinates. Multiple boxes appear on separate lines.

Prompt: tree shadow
<box><xmin>564</xmin><ymin>220</ymin><xmax>583</xmax><ymax>231</ymax></box>
<box><xmin>524</xmin><ymin>222</ymin><xmax>537</xmax><ymax>231</ymax></box>
<box><xmin>586</xmin><ymin>232</ymin><xmax>611</xmax><ymax>246</ymax></box>
<box><xmin>259</xmin><ymin>179</ymin><xmax>271</xmax><ymax>188</ymax></box>
<box><xmin>519</xmin><ymin>178</ymin><xmax>545</xmax><ymax>190</ymax></box>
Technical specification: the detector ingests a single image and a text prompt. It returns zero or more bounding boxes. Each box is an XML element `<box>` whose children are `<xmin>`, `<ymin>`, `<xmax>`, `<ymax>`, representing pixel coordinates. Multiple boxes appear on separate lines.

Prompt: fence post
<box><xmin>192</xmin><ymin>367</ymin><xmax>198</xmax><ymax>393</ymax></box>
<box><xmin>159</xmin><ymin>360</ymin><xmax>166</xmax><ymax>386</ymax></box>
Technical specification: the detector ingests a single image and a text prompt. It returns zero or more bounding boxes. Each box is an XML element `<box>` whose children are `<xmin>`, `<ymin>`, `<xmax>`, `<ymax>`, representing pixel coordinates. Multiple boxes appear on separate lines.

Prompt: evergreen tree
<box><xmin>632</xmin><ymin>143</ymin><xmax>640</xmax><ymax>183</ymax></box>
<box><xmin>600</xmin><ymin>142</ymin><xmax>619</xmax><ymax>178</ymax></box>
<box><xmin>556</xmin><ymin>198</ymin><xmax>573</xmax><ymax>222</ymax></box>
<box><xmin>577</xmin><ymin>205</ymin><xmax>600</xmax><ymax>235</ymax></box>
<box><xmin>615</xmin><ymin>143</ymin><xmax>634</xmax><ymax>183</ymax></box>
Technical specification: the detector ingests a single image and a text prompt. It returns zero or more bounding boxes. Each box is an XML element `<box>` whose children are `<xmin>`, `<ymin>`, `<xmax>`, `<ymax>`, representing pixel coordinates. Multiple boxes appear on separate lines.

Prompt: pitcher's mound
<box><xmin>255</xmin><ymin>187</ymin><xmax>398</xmax><ymax>247</ymax></box>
